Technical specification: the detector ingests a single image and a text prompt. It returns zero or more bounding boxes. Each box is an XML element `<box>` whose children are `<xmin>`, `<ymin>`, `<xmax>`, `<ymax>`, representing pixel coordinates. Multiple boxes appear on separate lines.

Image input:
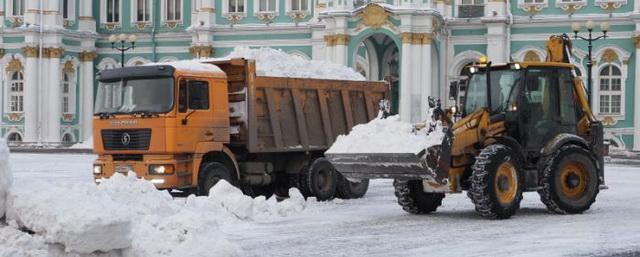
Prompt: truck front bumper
<box><xmin>93</xmin><ymin>154</ymin><xmax>194</xmax><ymax>189</ymax></box>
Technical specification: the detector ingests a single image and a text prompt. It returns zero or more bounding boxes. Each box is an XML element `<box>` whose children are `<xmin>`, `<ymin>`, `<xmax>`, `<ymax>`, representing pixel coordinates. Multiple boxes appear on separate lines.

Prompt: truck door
<box><xmin>176</xmin><ymin>78</ymin><xmax>214</xmax><ymax>152</ymax></box>
<box><xmin>520</xmin><ymin>68</ymin><xmax>561</xmax><ymax>151</ymax></box>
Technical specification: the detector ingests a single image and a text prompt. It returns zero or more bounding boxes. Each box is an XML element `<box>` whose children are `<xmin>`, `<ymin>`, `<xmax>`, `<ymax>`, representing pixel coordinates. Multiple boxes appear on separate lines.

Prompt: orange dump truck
<box><xmin>92</xmin><ymin>58</ymin><xmax>388</xmax><ymax>200</ymax></box>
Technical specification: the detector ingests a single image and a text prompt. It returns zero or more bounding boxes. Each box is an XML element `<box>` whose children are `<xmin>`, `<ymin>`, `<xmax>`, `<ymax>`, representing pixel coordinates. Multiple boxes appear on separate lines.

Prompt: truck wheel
<box><xmin>538</xmin><ymin>144</ymin><xmax>599</xmax><ymax>214</ymax></box>
<box><xmin>469</xmin><ymin>144</ymin><xmax>523</xmax><ymax>219</ymax></box>
<box><xmin>300</xmin><ymin>158</ymin><xmax>337</xmax><ymax>201</ymax></box>
<box><xmin>393</xmin><ymin>179</ymin><xmax>444</xmax><ymax>214</ymax></box>
<box><xmin>198</xmin><ymin>162</ymin><xmax>234</xmax><ymax>196</ymax></box>
<box><xmin>336</xmin><ymin>173</ymin><xmax>369</xmax><ymax>199</ymax></box>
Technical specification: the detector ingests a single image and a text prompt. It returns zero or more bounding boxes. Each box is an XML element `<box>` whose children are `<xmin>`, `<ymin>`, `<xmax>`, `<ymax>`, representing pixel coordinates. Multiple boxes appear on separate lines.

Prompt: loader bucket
<box><xmin>326</xmin><ymin>151</ymin><xmax>438</xmax><ymax>181</ymax></box>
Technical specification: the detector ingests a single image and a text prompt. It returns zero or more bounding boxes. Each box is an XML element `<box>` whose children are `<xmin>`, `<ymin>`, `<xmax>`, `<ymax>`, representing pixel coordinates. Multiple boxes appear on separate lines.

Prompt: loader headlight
<box><xmin>149</xmin><ymin>165</ymin><xmax>174</xmax><ymax>175</ymax></box>
<box><xmin>510</xmin><ymin>63</ymin><xmax>521</xmax><ymax>70</ymax></box>
<box><xmin>450</xmin><ymin>106</ymin><xmax>457</xmax><ymax>114</ymax></box>
<box><xmin>93</xmin><ymin>165</ymin><xmax>103</xmax><ymax>175</ymax></box>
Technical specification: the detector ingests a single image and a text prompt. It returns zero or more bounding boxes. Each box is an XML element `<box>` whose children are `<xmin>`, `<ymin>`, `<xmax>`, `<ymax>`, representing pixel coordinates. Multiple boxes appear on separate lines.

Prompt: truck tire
<box><xmin>393</xmin><ymin>179</ymin><xmax>444</xmax><ymax>214</ymax></box>
<box><xmin>300</xmin><ymin>158</ymin><xmax>337</xmax><ymax>201</ymax></box>
<box><xmin>336</xmin><ymin>173</ymin><xmax>369</xmax><ymax>199</ymax></box>
<box><xmin>538</xmin><ymin>144</ymin><xmax>599</xmax><ymax>214</ymax></box>
<box><xmin>198</xmin><ymin>162</ymin><xmax>234</xmax><ymax>196</ymax></box>
<box><xmin>469</xmin><ymin>144</ymin><xmax>523</xmax><ymax>219</ymax></box>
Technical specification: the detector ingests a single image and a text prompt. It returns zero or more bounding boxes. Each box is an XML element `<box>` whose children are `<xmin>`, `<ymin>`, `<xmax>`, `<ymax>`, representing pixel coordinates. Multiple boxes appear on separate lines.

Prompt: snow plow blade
<box><xmin>326</xmin><ymin>151</ymin><xmax>436</xmax><ymax>181</ymax></box>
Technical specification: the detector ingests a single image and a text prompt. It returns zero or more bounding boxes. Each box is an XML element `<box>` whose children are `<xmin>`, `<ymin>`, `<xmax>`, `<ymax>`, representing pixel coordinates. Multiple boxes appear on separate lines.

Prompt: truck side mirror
<box><xmin>449</xmin><ymin>82</ymin><xmax>459</xmax><ymax>100</ymax></box>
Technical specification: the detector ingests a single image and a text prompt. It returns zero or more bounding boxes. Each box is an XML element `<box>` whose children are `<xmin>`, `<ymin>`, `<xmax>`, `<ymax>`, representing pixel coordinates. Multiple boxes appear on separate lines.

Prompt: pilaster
<box><xmin>334</xmin><ymin>34</ymin><xmax>349</xmax><ymax>66</ymax></box>
<box><xmin>80</xmin><ymin>51</ymin><xmax>97</xmax><ymax>142</ymax></box>
<box><xmin>44</xmin><ymin>47</ymin><xmax>64</xmax><ymax>144</ymax></box>
<box><xmin>633</xmin><ymin>36</ymin><xmax>640</xmax><ymax>151</ymax></box>
<box><xmin>21</xmin><ymin>45</ymin><xmax>39</xmax><ymax>143</ymax></box>
<box><xmin>411</xmin><ymin>34</ymin><xmax>423</xmax><ymax>122</ymax></box>
<box><xmin>420</xmin><ymin>33</ymin><xmax>433</xmax><ymax>121</ymax></box>
<box><xmin>399</xmin><ymin>32</ymin><xmax>413</xmax><ymax>123</ymax></box>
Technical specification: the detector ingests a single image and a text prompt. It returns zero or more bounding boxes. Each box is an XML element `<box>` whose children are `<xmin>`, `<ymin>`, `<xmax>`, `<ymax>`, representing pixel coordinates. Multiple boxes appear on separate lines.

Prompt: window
<box><xmin>106</xmin><ymin>0</ymin><xmax>120</xmax><ymax>23</ymax></box>
<box><xmin>458</xmin><ymin>0</ymin><xmax>484</xmax><ymax>18</ymax></box>
<box><xmin>560</xmin><ymin>0</ymin><xmax>583</xmax><ymax>2</ymax></box>
<box><xmin>290</xmin><ymin>0</ymin><xmax>309</xmax><ymax>11</ymax></box>
<box><xmin>9</xmin><ymin>71</ymin><xmax>24</xmax><ymax>113</ymax></box>
<box><xmin>166</xmin><ymin>0</ymin><xmax>182</xmax><ymax>21</ymax></box>
<box><xmin>598</xmin><ymin>65</ymin><xmax>623</xmax><ymax>115</ymax></box>
<box><xmin>523</xmin><ymin>0</ymin><xmax>544</xmax><ymax>3</ymax></box>
<box><xmin>62</xmin><ymin>73</ymin><xmax>71</xmax><ymax>114</ymax></box>
<box><xmin>135</xmin><ymin>0</ymin><xmax>151</xmax><ymax>22</ymax></box>
<box><xmin>62</xmin><ymin>0</ymin><xmax>69</xmax><ymax>19</ymax></box>
<box><xmin>62</xmin><ymin>134</ymin><xmax>74</xmax><ymax>145</ymax></box>
<box><xmin>7</xmin><ymin>133</ymin><xmax>22</xmax><ymax>143</ymax></box>
<box><xmin>229</xmin><ymin>0</ymin><xmax>245</xmax><ymax>13</ymax></box>
<box><xmin>258</xmin><ymin>0</ymin><xmax>277</xmax><ymax>12</ymax></box>
<box><xmin>11</xmin><ymin>0</ymin><xmax>24</xmax><ymax>16</ymax></box>
<box><xmin>179</xmin><ymin>80</ymin><xmax>210</xmax><ymax>112</ymax></box>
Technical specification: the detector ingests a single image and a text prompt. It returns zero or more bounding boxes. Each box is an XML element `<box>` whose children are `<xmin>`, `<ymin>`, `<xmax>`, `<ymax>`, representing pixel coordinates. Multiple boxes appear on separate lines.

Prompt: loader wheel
<box><xmin>336</xmin><ymin>172</ymin><xmax>369</xmax><ymax>199</ymax></box>
<box><xmin>393</xmin><ymin>179</ymin><xmax>445</xmax><ymax>214</ymax></box>
<box><xmin>198</xmin><ymin>162</ymin><xmax>234</xmax><ymax>196</ymax></box>
<box><xmin>538</xmin><ymin>144</ymin><xmax>599</xmax><ymax>214</ymax></box>
<box><xmin>469</xmin><ymin>144</ymin><xmax>523</xmax><ymax>219</ymax></box>
<box><xmin>300</xmin><ymin>158</ymin><xmax>337</xmax><ymax>201</ymax></box>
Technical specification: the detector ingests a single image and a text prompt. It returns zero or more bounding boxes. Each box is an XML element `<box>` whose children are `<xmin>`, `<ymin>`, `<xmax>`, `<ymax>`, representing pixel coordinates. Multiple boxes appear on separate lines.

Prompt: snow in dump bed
<box><xmin>5</xmin><ymin>173</ymin><xmax>306</xmax><ymax>256</ymax></box>
<box><xmin>223</xmin><ymin>47</ymin><xmax>366</xmax><ymax>81</ymax></box>
<box><xmin>326</xmin><ymin>115</ymin><xmax>445</xmax><ymax>154</ymax></box>
<box><xmin>144</xmin><ymin>60</ymin><xmax>224</xmax><ymax>74</ymax></box>
<box><xmin>0</xmin><ymin>139</ymin><xmax>12</xmax><ymax>218</ymax></box>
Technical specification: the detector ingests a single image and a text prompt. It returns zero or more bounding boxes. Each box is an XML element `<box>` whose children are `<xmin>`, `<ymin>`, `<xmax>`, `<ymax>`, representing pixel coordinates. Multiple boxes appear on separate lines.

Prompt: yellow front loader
<box><xmin>327</xmin><ymin>35</ymin><xmax>606</xmax><ymax>219</ymax></box>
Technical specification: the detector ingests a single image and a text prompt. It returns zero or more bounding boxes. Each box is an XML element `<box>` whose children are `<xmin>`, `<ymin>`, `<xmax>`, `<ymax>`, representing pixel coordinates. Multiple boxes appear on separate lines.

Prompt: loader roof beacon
<box><xmin>92</xmin><ymin>58</ymin><xmax>389</xmax><ymax>201</ymax></box>
<box><xmin>327</xmin><ymin>35</ymin><xmax>607</xmax><ymax>219</ymax></box>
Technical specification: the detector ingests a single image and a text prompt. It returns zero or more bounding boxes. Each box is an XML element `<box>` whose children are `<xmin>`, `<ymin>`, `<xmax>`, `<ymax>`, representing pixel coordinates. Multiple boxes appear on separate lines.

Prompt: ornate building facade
<box><xmin>0</xmin><ymin>0</ymin><xmax>638</xmax><ymax>151</ymax></box>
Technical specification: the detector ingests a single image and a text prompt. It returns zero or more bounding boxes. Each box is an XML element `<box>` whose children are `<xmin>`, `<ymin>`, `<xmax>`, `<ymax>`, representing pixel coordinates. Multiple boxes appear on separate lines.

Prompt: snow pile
<box><xmin>0</xmin><ymin>139</ymin><xmax>13</xmax><ymax>218</ymax></box>
<box><xmin>326</xmin><ymin>115</ymin><xmax>445</xmax><ymax>154</ymax></box>
<box><xmin>185</xmin><ymin>180</ymin><xmax>306</xmax><ymax>222</ymax></box>
<box><xmin>6</xmin><ymin>182</ymin><xmax>132</xmax><ymax>254</ymax></box>
<box><xmin>0</xmin><ymin>225</ymin><xmax>47</xmax><ymax>257</ymax></box>
<box><xmin>70</xmin><ymin>137</ymin><xmax>93</xmax><ymax>149</ymax></box>
<box><xmin>224</xmin><ymin>47</ymin><xmax>366</xmax><ymax>81</ymax></box>
<box><xmin>5</xmin><ymin>173</ymin><xmax>307</xmax><ymax>256</ymax></box>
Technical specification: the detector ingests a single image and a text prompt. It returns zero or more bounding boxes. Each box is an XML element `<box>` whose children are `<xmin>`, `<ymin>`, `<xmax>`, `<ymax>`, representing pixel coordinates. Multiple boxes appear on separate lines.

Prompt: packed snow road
<box><xmin>6</xmin><ymin>153</ymin><xmax>640</xmax><ymax>257</ymax></box>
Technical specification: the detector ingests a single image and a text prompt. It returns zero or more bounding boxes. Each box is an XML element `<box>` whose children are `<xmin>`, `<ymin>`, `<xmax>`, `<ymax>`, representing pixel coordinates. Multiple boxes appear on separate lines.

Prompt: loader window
<box><xmin>464</xmin><ymin>68</ymin><xmax>521</xmax><ymax>115</ymax></box>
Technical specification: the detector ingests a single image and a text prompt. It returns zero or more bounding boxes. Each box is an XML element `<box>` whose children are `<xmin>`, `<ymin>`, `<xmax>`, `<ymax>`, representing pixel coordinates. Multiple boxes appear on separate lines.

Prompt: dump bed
<box><xmin>207</xmin><ymin>58</ymin><xmax>389</xmax><ymax>153</ymax></box>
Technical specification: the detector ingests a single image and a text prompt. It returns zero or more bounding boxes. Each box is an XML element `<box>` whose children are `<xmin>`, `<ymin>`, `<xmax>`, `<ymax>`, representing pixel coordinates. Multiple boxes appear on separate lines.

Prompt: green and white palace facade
<box><xmin>0</xmin><ymin>0</ymin><xmax>638</xmax><ymax>150</ymax></box>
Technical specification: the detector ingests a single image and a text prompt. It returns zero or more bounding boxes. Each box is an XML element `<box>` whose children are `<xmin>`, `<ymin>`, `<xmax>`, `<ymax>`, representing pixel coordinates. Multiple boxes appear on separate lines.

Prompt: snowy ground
<box><xmin>4</xmin><ymin>153</ymin><xmax>640</xmax><ymax>257</ymax></box>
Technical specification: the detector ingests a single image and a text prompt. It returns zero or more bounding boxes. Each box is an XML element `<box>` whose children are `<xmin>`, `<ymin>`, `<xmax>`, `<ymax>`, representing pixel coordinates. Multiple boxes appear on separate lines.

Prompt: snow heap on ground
<box><xmin>0</xmin><ymin>139</ymin><xmax>12</xmax><ymax>218</ymax></box>
<box><xmin>0</xmin><ymin>225</ymin><xmax>47</xmax><ymax>257</ymax></box>
<box><xmin>224</xmin><ymin>47</ymin><xmax>366</xmax><ymax>81</ymax></box>
<box><xmin>5</xmin><ymin>174</ymin><xmax>307</xmax><ymax>257</ymax></box>
<box><xmin>326</xmin><ymin>114</ymin><xmax>445</xmax><ymax>154</ymax></box>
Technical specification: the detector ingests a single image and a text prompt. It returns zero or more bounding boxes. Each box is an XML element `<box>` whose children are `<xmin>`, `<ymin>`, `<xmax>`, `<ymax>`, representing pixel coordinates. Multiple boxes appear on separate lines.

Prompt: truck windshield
<box><xmin>94</xmin><ymin>78</ymin><xmax>174</xmax><ymax>115</ymax></box>
<box><xmin>464</xmin><ymin>68</ymin><xmax>521</xmax><ymax>115</ymax></box>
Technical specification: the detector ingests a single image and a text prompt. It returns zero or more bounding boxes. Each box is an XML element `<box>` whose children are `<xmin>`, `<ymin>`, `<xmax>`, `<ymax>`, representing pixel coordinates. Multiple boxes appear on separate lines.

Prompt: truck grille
<box><xmin>101</xmin><ymin>129</ymin><xmax>151</xmax><ymax>150</ymax></box>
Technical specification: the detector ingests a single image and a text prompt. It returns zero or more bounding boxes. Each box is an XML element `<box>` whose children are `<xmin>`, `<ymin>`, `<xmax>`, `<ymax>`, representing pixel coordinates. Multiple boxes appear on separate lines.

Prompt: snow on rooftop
<box><xmin>326</xmin><ymin>114</ymin><xmax>445</xmax><ymax>154</ymax></box>
<box><xmin>0</xmin><ymin>139</ymin><xmax>12</xmax><ymax>219</ymax></box>
<box><xmin>145</xmin><ymin>60</ymin><xmax>224</xmax><ymax>74</ymax></box>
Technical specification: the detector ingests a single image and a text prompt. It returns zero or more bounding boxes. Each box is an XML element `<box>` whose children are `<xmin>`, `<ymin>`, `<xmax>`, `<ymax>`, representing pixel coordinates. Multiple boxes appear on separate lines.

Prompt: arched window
<box><xmin>7</xmin><ymin>132</ymin><xmax>22</xmax><ymax>143</ymax></box>
<box><xmin>62</xmin><ymin>133</ymin><xmax>74</xmax><ymax>145</ymax></box>
<box><xmin>9</xmin><ymin>71</ymin><xmax>24</xmax><ymax>113</ymax></box>
<box><xmin>598</xmin><ymin>65</ymin><xmax>623</xmax><ymax>115</ymax></box>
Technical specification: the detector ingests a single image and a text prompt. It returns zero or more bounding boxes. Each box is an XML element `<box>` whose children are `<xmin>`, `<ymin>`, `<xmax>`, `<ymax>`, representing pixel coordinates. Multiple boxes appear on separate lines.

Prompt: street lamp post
<box><xmin>571</xmin><ymin>20</ymin><xmax>609</xmax><ymax>101</ymax></box>
<box><xmin>109</xmin><ymin>34</ymin><xmax>137</xmax><ymax>68</ymax></box>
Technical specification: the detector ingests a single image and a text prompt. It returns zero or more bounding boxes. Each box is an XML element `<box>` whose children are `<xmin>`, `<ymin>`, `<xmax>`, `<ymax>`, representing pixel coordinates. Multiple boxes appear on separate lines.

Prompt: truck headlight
<box><xmin>93</xmin><ymin>165</ymin><xmax>103</xmax><ymax>175</ymax></box>
<box><xmin>149</xmin><ymin>165</ymin><xmax>174</xmax><ymax>175</ymax></box>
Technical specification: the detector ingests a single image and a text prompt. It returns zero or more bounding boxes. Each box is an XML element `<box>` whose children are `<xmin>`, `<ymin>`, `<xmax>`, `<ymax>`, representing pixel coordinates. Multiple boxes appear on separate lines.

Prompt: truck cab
<box><xmin>93</xmin><ymin>62</ymin><xmax>230</xmax><ymax>190</ymax></box>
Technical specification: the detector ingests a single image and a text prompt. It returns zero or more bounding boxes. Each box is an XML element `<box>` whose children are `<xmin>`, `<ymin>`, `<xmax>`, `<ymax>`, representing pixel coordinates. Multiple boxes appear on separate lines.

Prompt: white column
<box><xmin>486</xmin><ymin>23</ymin><xmax>507</xmax><ymax>63</ymax></box>
<box><xmin>80</xmin><ymin>52</ymin><xmax>96</xmax><ymax>141</ymax></box>
<box><xmin>325</xmin><ymin>36</ymin><xmax>335</xmax><ymax>62</ymax></box>
<box><xmin>334</xmin><ymin>35</ymin><xmax>347</xmax><ymax>66</ymax></box>
<box><xmin>79</xmin><ymin>0</ymin><xmax>95</xmax><ymax>32</ymax></box>
<box><xmin>45</xmin><ymin>49</ymin><xmax>62</xmax><ymax>143</ymax></box>
<box><xmin>420</xmin><ymin>34</ymin><xmax>433</xmax><ymax>121</ymax></box>
<box><xmin>23</xmin><ymin>47</ymin><xmax>39</xmax><ymax>143</ymax></box>
<box><xmin>399</xmin><ymin>33</ymin><xmax>413</xmax><ymax>122</ymax></box>
<box><xmin>411</xmin><ymin>36</ymin><xmax>422</xmax><ymax>122</ymax></box>
<box><xmin>633</xmin><ymin>38</ymin><xmax>640</xmax><ymax>151</ymax></box>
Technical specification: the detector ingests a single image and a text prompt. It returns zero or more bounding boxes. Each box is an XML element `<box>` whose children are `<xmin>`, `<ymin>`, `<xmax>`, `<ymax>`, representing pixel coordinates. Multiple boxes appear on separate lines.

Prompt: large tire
<box><xmin>538</xmin><ymin>144</ymin><xmax>599</xmax><ymax>214</ymax></box>
<box><xmin>336</xmin><ymin>173</ymin><xmax>369</xmax><ymax>199</ymax></box>
<box><xmin>300</xmin><ymin>158</ymin><xmax>337</xmax><ymax>201</ymax></box>
<box><xmin>393</xmin><ymin>179</ymin><xmax>445</xmax><ymax>214</ymax></box>
<box><xmin>198</xmin><ymin>162</ymin><xmax>234</xmax><ymax>196</ymax></box>
<box><xmin>469</xmin><ymin>144</ymin><xmax>523</xmax><ymax>219</ymax></box>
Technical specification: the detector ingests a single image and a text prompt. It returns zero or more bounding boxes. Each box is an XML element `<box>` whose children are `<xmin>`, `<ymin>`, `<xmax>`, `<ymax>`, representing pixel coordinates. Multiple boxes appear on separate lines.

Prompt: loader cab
<box><xmin>462</xmin><ymin>62</ymin><xmax>581</xmax><ymax>158</ymax></box>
